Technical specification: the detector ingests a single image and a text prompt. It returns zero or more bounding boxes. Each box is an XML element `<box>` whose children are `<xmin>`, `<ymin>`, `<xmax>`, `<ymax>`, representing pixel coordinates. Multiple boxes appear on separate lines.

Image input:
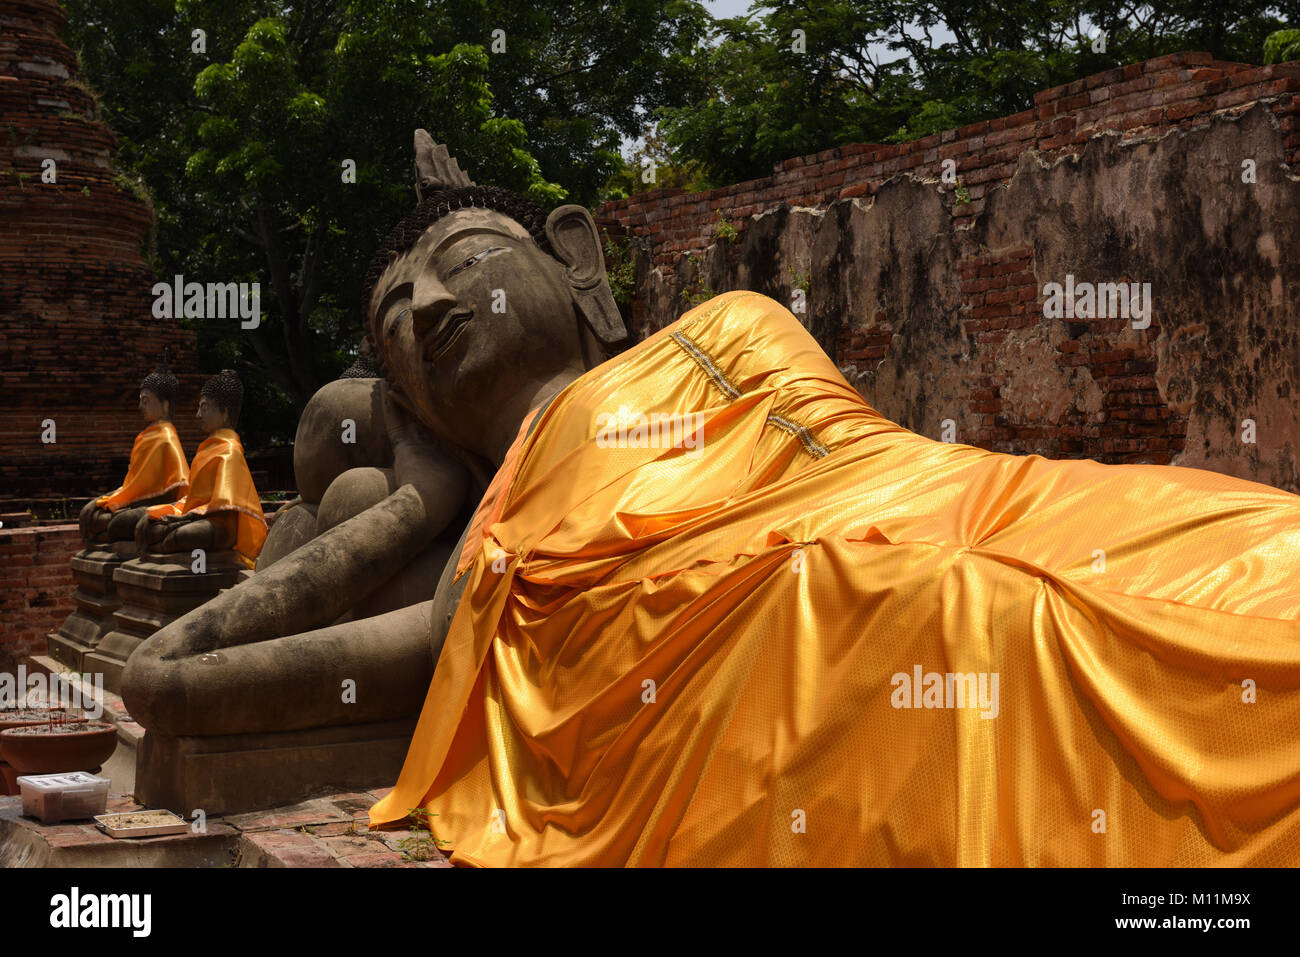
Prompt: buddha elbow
<box><xmin>121</xmin><ymin>651</ymin><xmax>179</xmax><ymax>734</ymax></box>
<box><xmin>121</xmin><ymin>641</ymin><xmax>210</xmax><ymax>736</ymax></box>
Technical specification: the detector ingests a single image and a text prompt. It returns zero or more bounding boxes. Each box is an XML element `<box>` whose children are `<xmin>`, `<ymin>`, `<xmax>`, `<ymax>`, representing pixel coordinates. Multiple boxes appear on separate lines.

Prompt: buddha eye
<box><xmin>446</xmin><ymin>246</ymin><xmax>507</xmax><ymax>279</ymax></box>
<box><xmin>447</xmin><ymin>254</ymin><xmax>480</xmax><ymax>278</ymax></box>
<box><xmin>384</xmin><ymin>306</ymin><xmax>410</xmax><ymax>339</ymax></box>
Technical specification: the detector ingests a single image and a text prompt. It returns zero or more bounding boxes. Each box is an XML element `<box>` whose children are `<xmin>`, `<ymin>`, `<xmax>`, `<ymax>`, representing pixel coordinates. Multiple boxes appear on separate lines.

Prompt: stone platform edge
<box><xmin>24</xmin><ymin>654</ymin><xmax>143</xmax><ymax>746</ymax></box>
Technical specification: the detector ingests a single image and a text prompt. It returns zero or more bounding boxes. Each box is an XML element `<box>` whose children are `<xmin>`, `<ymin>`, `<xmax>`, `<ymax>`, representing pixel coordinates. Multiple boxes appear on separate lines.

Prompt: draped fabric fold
<box><xmin>371</xmin><ymin>290</ymin><xmax>1300</xmax><ymax>866</ymax></box>
<box><xmin>146</xmin><ymin>428</ymin><xmax>266</xmax><ymax>568</ymax></box>
<box><xmin>95</xmin><ymin>421</ymin><xmax>189</xmax><ymax>511</ymax></box>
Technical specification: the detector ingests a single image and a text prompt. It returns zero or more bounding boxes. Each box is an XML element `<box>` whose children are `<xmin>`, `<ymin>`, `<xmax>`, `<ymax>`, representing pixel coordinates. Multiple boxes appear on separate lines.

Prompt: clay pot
<box><xmin>0</xmin><ymin>761</ymin><xmax>18</xmax><ymax>796</ymax></box>
<box><xmin>0</xmin><ymin>721</ymin><xmax>118</xmax><ymax>775</ymax></box>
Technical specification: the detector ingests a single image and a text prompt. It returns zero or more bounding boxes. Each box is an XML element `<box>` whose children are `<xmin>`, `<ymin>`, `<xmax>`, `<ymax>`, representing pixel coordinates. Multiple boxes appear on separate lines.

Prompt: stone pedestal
<box><xmin>134</xmin><ymin>719</ymin><xmax>419</xmax><ymax>815</ymax></box>
<box><xmin>48</xmin><ymin>540</ymin><xmax>139</xmax><ymax>672</ymax></box>
<box><xmin>86</xmin><ymin>551</ymin><xmax>244</xmax><ymax>693</ymax></box>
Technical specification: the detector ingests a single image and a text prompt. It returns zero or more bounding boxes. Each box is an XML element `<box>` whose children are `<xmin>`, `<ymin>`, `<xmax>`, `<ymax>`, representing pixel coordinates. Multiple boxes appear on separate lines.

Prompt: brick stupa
<box><xmin>0</xmin><ymin>0</ymin><xmax>204</xmax><ymax>501</ymax></box>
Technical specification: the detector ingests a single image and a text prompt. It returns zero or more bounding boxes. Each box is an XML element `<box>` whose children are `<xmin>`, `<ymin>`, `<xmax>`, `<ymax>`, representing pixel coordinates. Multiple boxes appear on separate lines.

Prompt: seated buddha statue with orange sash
<box><xmin>79</xmin><ymin>357</ymin><xmax>190</xmax><ymax>544</ymax></box>
<box><xmin>135</xmin><ymin>369</ymin><xmax>267</xmax><ymax>569</ymax></box>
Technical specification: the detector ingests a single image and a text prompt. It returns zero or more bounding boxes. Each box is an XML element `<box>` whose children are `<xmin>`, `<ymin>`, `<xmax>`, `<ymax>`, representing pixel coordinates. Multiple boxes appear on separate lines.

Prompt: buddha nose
<box><xmin>410</xmin><ymin>267</ymin><xmax>456</xmax><ymax>345</ymax></box>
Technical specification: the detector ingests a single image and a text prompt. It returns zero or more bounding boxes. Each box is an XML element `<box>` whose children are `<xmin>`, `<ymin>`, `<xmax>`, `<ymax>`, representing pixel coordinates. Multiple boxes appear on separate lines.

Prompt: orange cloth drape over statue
<box><xmin>370</xmin><ymin>290</ymin><xmax>1300</xmax><ymax>866</ymax></box>
<box><xmin>94</xmin><ymin>420</ymin><xmax>189</xmax><ymax>511</ymax></box>
<box><xmin>146</xmin><ymin>428</ymin><xmax>266</xmax><ymax>568</ymax></box>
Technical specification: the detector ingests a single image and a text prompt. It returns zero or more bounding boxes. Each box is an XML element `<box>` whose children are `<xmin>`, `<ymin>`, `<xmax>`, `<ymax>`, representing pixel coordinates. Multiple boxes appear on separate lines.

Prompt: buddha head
<box><xmin>139</xmin><ymin>353</ymin><xmax>179</xmax><ymax>423</ymax></box>
<box><xmin>339</xmin><ymin>335</ymin><xmax>379</xmax><ymax>379</ymax></box>
<box><xmin>362</xmin><ymin>131</ymin><xmax>627</xmax><ymax>461</ymax></box>
<box><xmin>198</xmin><ymin>369</ymin><xmax>243</xmax><ymax>435</ymax></box>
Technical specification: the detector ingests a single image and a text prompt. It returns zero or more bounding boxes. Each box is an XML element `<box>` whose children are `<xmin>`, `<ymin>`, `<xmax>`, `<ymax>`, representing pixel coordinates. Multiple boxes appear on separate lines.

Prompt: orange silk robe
<box><xmin>370</xmin><ymin>290</ymin><xmax>1300</xmax><ymax>867</ymax></box>
<box><xmin>146</xmin><ymin>428</ymin><xmax>267</xmax><ymax>568</ymax></box>
<box><xmin>95</xmin><ymin>420</ymin><xmax>189</xmax><ymax>511</ymax></box>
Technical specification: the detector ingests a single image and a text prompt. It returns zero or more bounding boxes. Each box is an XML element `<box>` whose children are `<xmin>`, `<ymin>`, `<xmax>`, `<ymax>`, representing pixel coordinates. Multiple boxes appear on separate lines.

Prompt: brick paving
<box><xmin>0</xmin><ymin>786</ymin><xmax>454</xmax><ymax>868</ymax></box>
<box><xmin>2</xmin><ymin>659</ymin><xmax>452</xmax><ymax>867</ymax></box>
<box><xmin>223</xmin><ymin>787</ymin><xmax>453</xmax><ymax>868</ymax></box>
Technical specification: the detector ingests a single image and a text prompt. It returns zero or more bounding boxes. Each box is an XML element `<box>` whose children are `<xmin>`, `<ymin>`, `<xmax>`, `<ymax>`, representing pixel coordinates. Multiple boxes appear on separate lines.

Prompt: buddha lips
<box><xmin>424</xmin><ymin>312</ymin><xmax>473</xmax><ymax>361</ymax></box>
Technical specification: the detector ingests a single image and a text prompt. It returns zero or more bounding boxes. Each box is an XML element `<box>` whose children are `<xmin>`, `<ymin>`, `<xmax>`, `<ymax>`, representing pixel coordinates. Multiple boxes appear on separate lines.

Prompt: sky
<box><xmin>704</xmin><ymin>0</ymin><xmax>756</xmax><ymax>17</ymax></box>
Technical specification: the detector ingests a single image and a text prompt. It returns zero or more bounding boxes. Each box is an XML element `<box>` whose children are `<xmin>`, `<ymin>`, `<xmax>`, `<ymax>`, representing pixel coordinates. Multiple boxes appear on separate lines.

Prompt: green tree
<box><xmin>1264</xmin><ymin>27</ymin><xmax>1300</xmax><ymax>61</ymax></box>
<box><xmin>657</xmin><ymin>0</ymin><xmax>1299</xmax><ymax>188</ymax></box>
<box><xmin>60</xmin><ymin>0</ymin><xmax>710</xmax><ymax>447</ymax></box>
<box><xmin>602</xmin><ymin>125</ymin><xmax>712</xmax><ymax>200</ymax></box>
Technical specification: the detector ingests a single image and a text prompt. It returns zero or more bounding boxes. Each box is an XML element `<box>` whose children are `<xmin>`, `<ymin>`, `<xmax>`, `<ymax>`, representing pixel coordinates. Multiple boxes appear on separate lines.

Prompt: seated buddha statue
<box><xmin>78</xmin><ymin>355</ymin><xmax>189</xmax><ymax>544</ymax></box>
<box><xmin>127</xmin><ymin>134</ymin><xmax>1300</xmax><ymax>868</ymax></box>
<box><xmin>134</xmin><ymin>369</ymin><xmax>267</xmax><ymax>568</ymax></box>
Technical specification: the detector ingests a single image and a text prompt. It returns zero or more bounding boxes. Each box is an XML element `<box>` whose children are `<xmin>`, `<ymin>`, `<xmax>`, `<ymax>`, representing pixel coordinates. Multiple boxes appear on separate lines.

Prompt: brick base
<box><xmin>0</xmin><ymin>524</ymin><xmax>79</xmax><ymax>664</ymax></box>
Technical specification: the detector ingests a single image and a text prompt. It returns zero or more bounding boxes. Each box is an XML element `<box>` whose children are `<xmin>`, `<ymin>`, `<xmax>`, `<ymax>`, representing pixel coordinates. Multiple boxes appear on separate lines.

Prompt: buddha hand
<box><xmin>380</xmin><ymin>380</ymin><xmax>441</xmax><ymax>452</ymax></box>
<box><xmin>134</xmin><ymin>512</ymin><xmax>187</xmax><ymax>552</ymax></box>
<box><xmin>379</xmin><ymin>379</ymin><xmax>469</xmax><ymax>538</ymax></box>
<box><xmin>167</xmin><ymin>515</ymin><xmax>237</xmax><ymax>554</ymax></box>
<box><xmin>79</xmin><ymin>498</ymin><xmax>106</xmax><ymax>538</ymax></box>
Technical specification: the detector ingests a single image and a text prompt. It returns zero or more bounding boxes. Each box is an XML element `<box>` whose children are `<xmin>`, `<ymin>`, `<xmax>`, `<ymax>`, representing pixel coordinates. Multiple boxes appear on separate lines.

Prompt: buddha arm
<box><xmin>122</xmin><ymin>389</ymin><xmax>470</xmax><ymax>736</ymax></box>
<box><xmin>384</xmin><ymin>383</ymin><xmax>469</xmax><ymax>539</ymax></box>
<box><xmin>79</xmin><ymin>498</ymin><xmax>102</xmax><ymax>538</ymax></box>
<box><xmin>124</xmin><ymin>599</ymin><xmax>438</xmax><ymax>736</ymax></box>
<box><xmin>116</xmin><ymin>490</ymin><xmax>181</xmax><ymax>510</ymax></box>
<box><xmin>122</xmin><ymin>485</ymin><xmax>444</xmax><ymax>735</ymax></box>
<box><xmin>428</xmin><ymin>519</ymin><xmax>473</xmax><ymax>661</ymax></box>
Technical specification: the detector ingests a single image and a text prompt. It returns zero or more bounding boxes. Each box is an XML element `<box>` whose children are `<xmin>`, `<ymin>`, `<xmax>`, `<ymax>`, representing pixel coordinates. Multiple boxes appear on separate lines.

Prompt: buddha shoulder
<box><xmin>293</xmin><ymin>377</ymin><xmax>395</xmax><ymax>505</ymax></box>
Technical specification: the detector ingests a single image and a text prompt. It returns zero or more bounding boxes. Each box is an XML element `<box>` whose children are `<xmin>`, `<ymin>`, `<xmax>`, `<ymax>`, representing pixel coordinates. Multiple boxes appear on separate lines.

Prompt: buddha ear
<box><xmin>544</xmin><ymin>204</ymin><xmax>628</xmax><ymax>347</ymax></box>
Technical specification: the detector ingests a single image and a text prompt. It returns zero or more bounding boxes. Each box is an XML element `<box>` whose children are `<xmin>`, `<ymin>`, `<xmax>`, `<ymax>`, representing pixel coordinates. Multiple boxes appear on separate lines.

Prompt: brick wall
<box><xmin>0</xmin><ymin>0</ymin><xmax>204</xmax><ymax>500</ymax></box>
<box><xmin>602</xmin><ymin>53</ymin><xmax>1300</xmax><ymax>282</ymax></box>
<box><xmin>944</xmin><ymin>246</ymin><xmax>1179</xmax><ymax>463</ymax></box>
<box><xmin>0</xmin><ymin>523</ymin><xmax>77</xmax><ymax>663</ymax></box>
<box><xmin>597</xmin><ymin>51</ymin><xmax>1300</xmax><ymax>490</ymax></box>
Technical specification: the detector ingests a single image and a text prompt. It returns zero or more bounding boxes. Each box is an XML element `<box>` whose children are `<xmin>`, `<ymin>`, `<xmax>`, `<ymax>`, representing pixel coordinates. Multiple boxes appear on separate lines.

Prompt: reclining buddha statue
<box><xmin>124</xmin><ymin>133</ymin><xmax>1300</xmax><ymax>867</ymax></box>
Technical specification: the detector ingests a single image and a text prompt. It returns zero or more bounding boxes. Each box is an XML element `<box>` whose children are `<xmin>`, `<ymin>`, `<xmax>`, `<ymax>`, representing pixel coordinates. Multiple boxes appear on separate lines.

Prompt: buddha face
<box><xmin>368</xmin><ymin>207</ymin><xmax>585</xmax><ymax>455</ymax></box>
<box><xmin>196</xmin><ymin>396</ymin><xmax>229</xmax><ymax>435</ymax></box>
<box><xmin>139</xmin><ymin>388</ymin><xmax>168</xmax><ymax>423</ymax></box>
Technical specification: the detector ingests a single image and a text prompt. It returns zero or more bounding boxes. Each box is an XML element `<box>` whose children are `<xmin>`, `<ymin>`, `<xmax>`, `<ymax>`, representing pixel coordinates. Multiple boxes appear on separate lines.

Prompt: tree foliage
<box><xmin>54</xmin><ymin>0</ymin><xmax>1300</xmax><ymax>451</ymax></box>
<box><xmin>60</xmin><ymin>0</ymin><xmax>710</xmax><ymax>447</ymax></box>
<box><xmin>602</xmin><ymin>126</ymin><xmax>713</xmax><ymax>200</ymax></box>
<box><xmin>1264</xmin><ymin>27</ymin><xmax>1300</xmax><ymax>61</ymax></box>
<box><xmin>656</xmin><ymin>0</ymin><xmax>1299</xmax><ymax>187</ymax></box>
